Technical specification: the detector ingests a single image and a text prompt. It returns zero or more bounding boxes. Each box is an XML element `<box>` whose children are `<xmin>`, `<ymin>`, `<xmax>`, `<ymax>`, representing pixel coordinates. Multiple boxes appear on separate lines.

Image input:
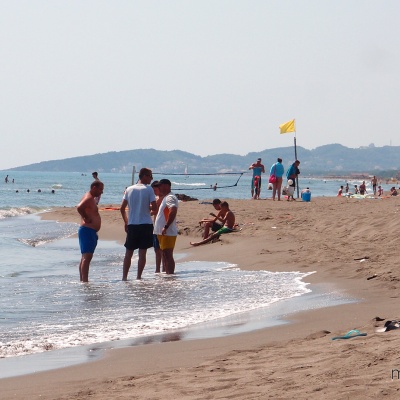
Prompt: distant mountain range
<box><xmin>6</xmin><ymin>144</ymin><xmax>400</xmax><ymax>178</ymax></box>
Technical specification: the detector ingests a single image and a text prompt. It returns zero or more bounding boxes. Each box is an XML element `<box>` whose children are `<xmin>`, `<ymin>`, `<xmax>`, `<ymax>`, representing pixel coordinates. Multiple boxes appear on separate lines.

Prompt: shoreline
<box><xmin>0</xmin><ymin>275</ymin><xmax>355</xmax><ymax>380</ymax></box>
<box><xmin>3</xmin><ymin>197</ymin><xmax>400</xmax><ymax>399</ymax></box>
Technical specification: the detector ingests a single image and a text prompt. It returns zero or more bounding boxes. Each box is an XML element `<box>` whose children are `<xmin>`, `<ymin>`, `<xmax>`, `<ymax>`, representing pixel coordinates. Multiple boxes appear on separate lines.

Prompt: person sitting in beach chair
<box><xmin>191</xmin><ymin>201</ymin><xmax>235</xmax><ymax>246</ymax></box>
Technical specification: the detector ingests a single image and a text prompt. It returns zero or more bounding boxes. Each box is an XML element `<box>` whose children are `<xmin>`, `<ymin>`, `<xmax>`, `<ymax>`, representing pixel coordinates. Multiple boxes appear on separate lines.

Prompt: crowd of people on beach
<box><xmin>248</xmin><ymin>158</ymin><xmax>400</xmax><ymax>201</ymax></box>
<box><xmin>75</xmin><ymin>162</ymin><xmax>400</xmax><ymax>282</ymax></box>
<box><xmin>336</xmin><ymin>175</ymin><xmax>400</xmax><ymax>197</ymax></box>
<box><xmin>77</xmin><ymin>156</ymin><xmax>305</xmax><ymax>282</ymax></box>
<box><xmin>249</xmin><ymin>157</ymin><xmax>301</xmax><ymax>201</ymax></box>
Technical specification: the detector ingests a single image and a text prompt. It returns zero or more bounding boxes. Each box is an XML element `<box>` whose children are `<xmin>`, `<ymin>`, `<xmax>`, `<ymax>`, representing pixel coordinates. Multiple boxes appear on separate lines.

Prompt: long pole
<box><xmin>294</xmin><ymin>135</ymin><xmax>299</xmax><ymax>198</ymax></box>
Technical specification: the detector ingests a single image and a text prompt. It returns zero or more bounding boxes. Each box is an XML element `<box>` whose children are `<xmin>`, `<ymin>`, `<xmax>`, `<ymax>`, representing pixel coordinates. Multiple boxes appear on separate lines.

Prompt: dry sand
<box><xmin>3</xmin><ymin>196</ymin><xmax>400</xmax><ymax>399</ymax></box>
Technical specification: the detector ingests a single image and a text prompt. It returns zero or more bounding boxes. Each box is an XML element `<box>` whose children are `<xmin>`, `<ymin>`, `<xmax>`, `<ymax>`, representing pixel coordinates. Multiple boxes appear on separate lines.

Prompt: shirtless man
<box><xmin>371</xmin><ymin>176</ymin><xmax>378</xmax><ymax>195</ymax></box>
<box><xmin>190</xmin><ymin>201</ymin><xmax>235</xmax><ymax>246</ymax></box>
<box><xmin>359</xmin><ymin>181</ymin><xmax>367</xmax><ymax>195</ymax></box>
<box><xmin>199</xmin><ymin>198</ymin><xmax>225</xmax><ymax>239</ymax></box>
<box><xmin>77</xmin><ymin>180</ymin><xmax>104</xmax><ymax>282</ymax></box>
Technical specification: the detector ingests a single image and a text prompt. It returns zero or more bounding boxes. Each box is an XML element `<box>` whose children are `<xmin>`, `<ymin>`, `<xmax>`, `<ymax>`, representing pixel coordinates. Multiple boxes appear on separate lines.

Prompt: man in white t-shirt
<box><xmin>153</xmin><ymin>179</ymin><xmax>178</xmax><ymax>275</ymax></box>
<box><xmin>120</xmin><ymin>168</ymin><xmax>157</xmax><ymax>280</ymax></box>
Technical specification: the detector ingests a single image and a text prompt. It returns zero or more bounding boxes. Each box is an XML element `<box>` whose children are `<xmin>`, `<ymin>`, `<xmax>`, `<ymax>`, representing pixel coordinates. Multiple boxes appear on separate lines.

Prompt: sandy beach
<box><xmin>3</xmin><ymin>196</ymin><xmax>400</xmax><ymax>399</ymax></box>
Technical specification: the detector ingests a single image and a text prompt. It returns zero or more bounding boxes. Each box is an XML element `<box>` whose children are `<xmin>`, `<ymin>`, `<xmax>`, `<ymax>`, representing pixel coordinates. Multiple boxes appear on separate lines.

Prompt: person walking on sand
<box><xmin>77</xmin><ymin>180</ymin><xmax>104</xmax><ymax>282</ymax></box>
<box><xmin>190</xmin><ymin>201</ymin><xmax>235</xmax><ymax>246</ymax></box>
<box><xmin>249</xmin><ymin>158</ymin><xmax>265</xmax><ymax>199</ymax></box>
<box><xmin>153</xmin><ymin>179</ymin><xmax>178</xmax><ymax>275</ymax></box>
<box><xmin>120</xmin><ymin>168</ymin><xmax>157</xmax><ymax>280</ymax></box>
<box><xmin>269</xmin><ymin>158</ymin><xmax>284</xmax><ymax>201</ymax></box>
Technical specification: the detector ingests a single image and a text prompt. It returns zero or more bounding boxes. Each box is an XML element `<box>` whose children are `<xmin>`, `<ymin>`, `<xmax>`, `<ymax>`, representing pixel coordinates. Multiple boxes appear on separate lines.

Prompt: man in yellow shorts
<box><xmin>153</xmin><ymin>179</ymin><xmax>178</xmax><ymax>275</ymax></box>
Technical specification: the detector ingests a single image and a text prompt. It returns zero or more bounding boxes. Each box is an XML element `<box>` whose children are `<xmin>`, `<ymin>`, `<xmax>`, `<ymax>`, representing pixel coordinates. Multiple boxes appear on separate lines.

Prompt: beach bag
<box><xmin>269</xmin><ymin>164</ymin><xmax>277</xmax><ymax>184</ymax></box>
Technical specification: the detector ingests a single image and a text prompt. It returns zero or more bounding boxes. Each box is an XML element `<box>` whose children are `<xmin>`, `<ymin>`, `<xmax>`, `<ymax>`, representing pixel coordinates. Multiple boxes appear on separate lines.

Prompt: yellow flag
<box><xmin>279</xmin><ymin>119</ymin><xmax>295</xmax><ymax>134</ymax></box>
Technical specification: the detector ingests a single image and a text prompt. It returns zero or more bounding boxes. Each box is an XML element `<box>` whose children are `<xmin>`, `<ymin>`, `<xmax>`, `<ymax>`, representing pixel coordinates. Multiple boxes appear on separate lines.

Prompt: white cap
<box><xmin>288</xmin><ymin>179</ymin><xmax>293</xmax><ymax>185</ymax></box>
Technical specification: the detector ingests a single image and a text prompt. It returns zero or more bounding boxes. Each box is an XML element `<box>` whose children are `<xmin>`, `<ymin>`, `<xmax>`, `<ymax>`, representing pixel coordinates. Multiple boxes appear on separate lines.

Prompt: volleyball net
<box><xmin>152</xmin><ymin>172</ymin><xmax>246</xmax><ymax>190</ymax></box>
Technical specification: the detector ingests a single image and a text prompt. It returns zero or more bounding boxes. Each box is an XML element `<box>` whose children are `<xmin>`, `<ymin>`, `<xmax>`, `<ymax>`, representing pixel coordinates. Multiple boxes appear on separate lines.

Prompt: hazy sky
<box><xmin>1</xmin><ymin>1</ymin><xmax>399</xmax><ymax>169</ymax></box>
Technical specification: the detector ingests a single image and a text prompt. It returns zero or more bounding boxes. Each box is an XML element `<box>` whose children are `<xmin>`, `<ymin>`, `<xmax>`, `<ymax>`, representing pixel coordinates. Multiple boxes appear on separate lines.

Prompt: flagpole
<box><xmin>279</xmin><ymin>118</ymin><xmax>298</xmax><ymax>198</ymax></box>
<box><xmin>294</xmin><ymin>133</ymin><xmax>299</xmax><ymax>198</ymax></box>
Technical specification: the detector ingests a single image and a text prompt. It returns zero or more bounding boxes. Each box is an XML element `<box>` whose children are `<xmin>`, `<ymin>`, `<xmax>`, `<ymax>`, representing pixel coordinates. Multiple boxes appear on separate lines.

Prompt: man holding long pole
<box><xmin>286</xmin><ymin>160</ymin><xmax>301</xmax><ymax>201</ymax></box>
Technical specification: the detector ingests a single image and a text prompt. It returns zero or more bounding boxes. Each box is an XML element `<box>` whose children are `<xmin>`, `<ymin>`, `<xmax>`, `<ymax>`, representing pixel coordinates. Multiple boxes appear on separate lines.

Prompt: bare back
<box><xmin>223</xmin><ymin>210</ymin><xmax>235</xmax><ymax>229</ymax></box>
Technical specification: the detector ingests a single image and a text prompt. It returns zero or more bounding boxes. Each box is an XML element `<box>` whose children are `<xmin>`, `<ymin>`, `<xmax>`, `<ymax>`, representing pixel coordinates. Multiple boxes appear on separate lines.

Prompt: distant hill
<box><xmin>6</xmin><ymin>144</ymin><xmax>400</xmax><ymax>178</ymax></box>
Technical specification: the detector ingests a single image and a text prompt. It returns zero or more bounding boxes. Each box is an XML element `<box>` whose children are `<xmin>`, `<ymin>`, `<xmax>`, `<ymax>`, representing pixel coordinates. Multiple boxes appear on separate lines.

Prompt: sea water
<box><xmin>0</xmin><ymin>171</ymin><xmax>361</xmax><ymax>378</ymax></box>
<box><xmin>0</xmin><ymin>215</ymin><xmax>312</xmax><ymax>359</ymax></box>
<box><xmin>0</xmin><ymin>169</ymin><xmax>391</xmax><ymax>206</ymax></box>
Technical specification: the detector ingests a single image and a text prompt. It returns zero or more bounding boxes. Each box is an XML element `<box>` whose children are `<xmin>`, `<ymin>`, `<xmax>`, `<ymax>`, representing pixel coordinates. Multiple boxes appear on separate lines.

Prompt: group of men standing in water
<box><xmin>77</xmin><ymin>168</ymin><xmax>178</xmax><ymax>283</ymax></box>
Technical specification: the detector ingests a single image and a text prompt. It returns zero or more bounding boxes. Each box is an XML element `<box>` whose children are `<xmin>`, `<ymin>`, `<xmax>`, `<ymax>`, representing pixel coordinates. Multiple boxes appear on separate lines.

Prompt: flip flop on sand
<box><xmin>331</xmin><ymin>329</ymin><xmax>367</xmax><ymax>340</ymax></box>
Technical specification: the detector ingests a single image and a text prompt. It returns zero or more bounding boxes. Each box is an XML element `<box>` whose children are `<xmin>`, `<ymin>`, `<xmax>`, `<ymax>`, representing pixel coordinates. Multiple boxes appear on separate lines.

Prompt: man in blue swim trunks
<box><xmin>249</xmin><ymin>158</ymin><xmax>265</xmax><ymax>199</ymax></box>
<box><xmin>77</xmin><ymin>180</ymin><xmax>104</xmax><ymax>282</ymax></box>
